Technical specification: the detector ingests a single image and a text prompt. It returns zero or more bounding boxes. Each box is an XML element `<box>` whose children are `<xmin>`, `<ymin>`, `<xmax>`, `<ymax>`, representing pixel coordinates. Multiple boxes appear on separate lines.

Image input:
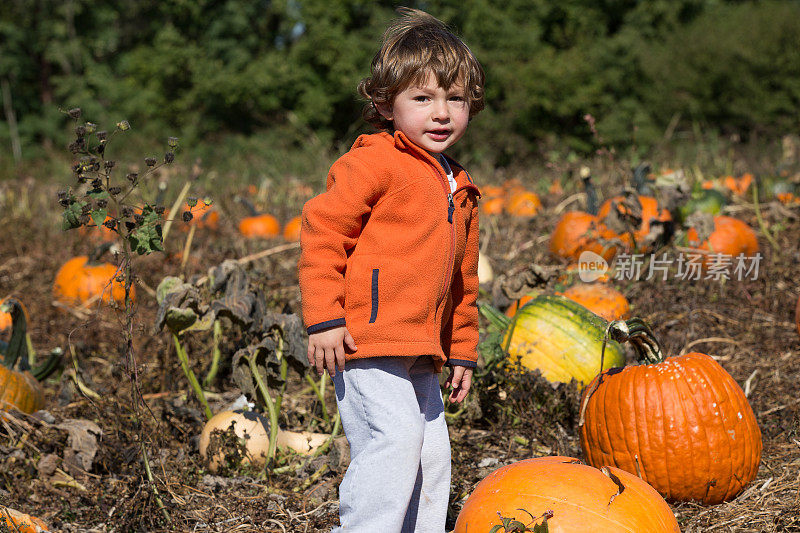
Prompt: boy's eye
<box><xmin>413</xmin><ymin>95</ymin><xmax>430</xmax><ymax>102</ymax></box>
<box><xmin>449</xmin><ymin>95</ymin><xmax>466</xmax><ymax>102</ymax></box>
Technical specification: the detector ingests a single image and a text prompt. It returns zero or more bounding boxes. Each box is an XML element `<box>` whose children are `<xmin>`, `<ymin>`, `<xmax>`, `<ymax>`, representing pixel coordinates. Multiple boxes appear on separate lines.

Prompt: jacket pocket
<box><xmin>345</xmin><ymin>255</ymin><xmax>433</xmax><ymax>336</ymax></box>
<box><xmin>369</xmin><ymin>268</ymin><xmax>379</xmax><ymax>323</ymax></box>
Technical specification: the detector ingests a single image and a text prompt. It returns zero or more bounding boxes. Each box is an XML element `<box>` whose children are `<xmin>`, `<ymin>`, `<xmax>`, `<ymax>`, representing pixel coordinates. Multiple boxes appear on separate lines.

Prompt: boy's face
<box><xmin>376</xmin><ymin>72</ymin><xmax>470</xmax><ymax>155</ymax></box>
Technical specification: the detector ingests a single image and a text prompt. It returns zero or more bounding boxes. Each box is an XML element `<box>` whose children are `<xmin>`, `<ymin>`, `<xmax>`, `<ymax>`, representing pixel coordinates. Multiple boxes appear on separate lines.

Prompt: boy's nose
<box><xmin>431</xmin><ymin>99</ymin><xmax>450</xmax><ymax>120</ymax></box>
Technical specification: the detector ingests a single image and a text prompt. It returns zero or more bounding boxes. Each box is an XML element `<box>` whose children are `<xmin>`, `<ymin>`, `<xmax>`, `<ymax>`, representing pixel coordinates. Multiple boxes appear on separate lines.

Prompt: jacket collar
<box><xmin>390</xmin><ymin>130</ymin><xmax>481</xmax><ymax>197</ymax></box>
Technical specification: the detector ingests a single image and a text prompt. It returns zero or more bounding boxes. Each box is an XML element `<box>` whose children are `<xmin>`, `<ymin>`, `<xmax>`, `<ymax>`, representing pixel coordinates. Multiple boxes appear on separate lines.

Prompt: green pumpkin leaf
<box><xmin>91</xmin><ymin>208</ymin><xmax>108</xmax><ymax>229</ymax></box>
<box><xmin>127</xmin><ymin>205</ymin><xmax>164</xmax><ymax>255</ymax></box>
<box><xmin>61</xmin><ymin>200</ymin><xmax>87</xmax><ymax>230</ymax></box>
<box><xmin>164</xmin><ymin>307</ymin><xmax>198</xmax><ymax>334</ymax></box>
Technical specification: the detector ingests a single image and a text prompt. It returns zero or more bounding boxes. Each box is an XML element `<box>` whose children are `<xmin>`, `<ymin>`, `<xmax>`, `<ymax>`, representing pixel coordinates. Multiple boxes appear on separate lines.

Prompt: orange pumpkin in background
<box><xmin>454</xmin><ymin>456</ymin><xmax>680</xmax><ymax>533</ymax></box>
<box><xmin>597</xmin><ymin>194</ymin><xmax>672</xmax><ymax>252</ymax></box>
<box><xmin>480</xmin><ymin>184</ymin><xmax>506</xmax><ymax>215</ymax></box>
<box><xmin>558</xmin><ymin>283</ymin><xmax>629</xmax><ymax>321</ymax></box>
<box><xmin>283</xmin><ymin>215</ymin><xmax>302</xmax><ymax>242</ymax></box>
<box><xmin>550</xmin><ymin>211</ymin><xmax>618</xmax><ymax>262</ymax></box>
<box><xmin>580</xmin><ymin>319</ymin><xmax>762</xmax><ymax>504</ymax></box>
<box><xmin>685</xmin><ymin>215</ymin><xmax>759</xmax><ymax>262</ymax></box>
<box><xmin>505</xmin><ymin>190</ymin><xmax>542</xmax><ymax>217</ymax></box>
<box><xmin>238</xmin><ymin>213</ymin><xmax>281</xmax><ymax>238</ymax></box>
<box><xmin>53</xmin><ymin>256</ymin><xmax>132</xmax><ymax>307</ymax></box>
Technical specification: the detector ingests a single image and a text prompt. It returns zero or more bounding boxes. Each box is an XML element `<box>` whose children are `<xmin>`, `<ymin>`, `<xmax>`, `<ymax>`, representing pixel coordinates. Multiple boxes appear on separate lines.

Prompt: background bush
<box><xmin>1</xmin><ymin>0</ymin><xmax>798</xmax><ymax>173</ymax></box>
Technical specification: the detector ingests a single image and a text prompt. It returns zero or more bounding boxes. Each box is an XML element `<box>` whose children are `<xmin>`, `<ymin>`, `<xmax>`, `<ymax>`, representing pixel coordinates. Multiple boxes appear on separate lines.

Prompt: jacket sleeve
<box><xmin>446</xmin><ymin>196</ymin><xmax>480</xmax><ymax>368</ymax></box>
<box><xmin>298</xmin><ymin>155</ymin><xmax>384</xmax><ymax>334</ymax></box>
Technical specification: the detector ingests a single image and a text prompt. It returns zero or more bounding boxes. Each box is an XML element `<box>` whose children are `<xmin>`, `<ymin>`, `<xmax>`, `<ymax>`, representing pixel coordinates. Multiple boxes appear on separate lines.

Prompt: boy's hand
<box><xmin>444</xmin><ymin>366</ymin><xmax>473</xmax><ymax>404</ymax></box>
<box><xmin>307</xmin><ymin>326</ymin><xmax>357</xmax><ymax>376</ymax></box>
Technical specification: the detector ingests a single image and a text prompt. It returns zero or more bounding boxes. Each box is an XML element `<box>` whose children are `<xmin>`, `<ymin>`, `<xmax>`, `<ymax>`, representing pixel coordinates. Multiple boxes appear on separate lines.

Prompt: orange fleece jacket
<box><xmin>298</xmin><ymin>131</ymin><xmax>481</xmax><ymax>372</ymax></box>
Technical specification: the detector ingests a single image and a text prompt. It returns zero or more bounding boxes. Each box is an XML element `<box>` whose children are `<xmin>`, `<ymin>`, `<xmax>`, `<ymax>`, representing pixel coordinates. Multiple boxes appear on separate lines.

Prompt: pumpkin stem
<box><xmin>89</xmin><ymin>241</ymin><xmax>114</xmax><ymax>264</ymax></box>
<box><xmin>32</xmin><ymin>349</ymin><xmax>63</xmax><ymax>381</ymax></box>
<box><xmin>478</xmin><ymin>302</ymin><xmax>511</xmax><ymax>332</ymax></box>
<box><xmin>581</xmin><ymin>167</ymin><xmax>598</xmax><ymax>215</ymax></box>
<box><xmin>236</xmin><ymin>195</ymin><xmax>261</xmax><ymax>217</ymax></box>
<box><xmin>608</xmin><ymin>318</ymin><xmax>665</xmax><ymax>364</ymax></box>
<box><xmin>0</xmin><ymin>298</ymin><xmax>28</xmax><ymax>371</ymax></box>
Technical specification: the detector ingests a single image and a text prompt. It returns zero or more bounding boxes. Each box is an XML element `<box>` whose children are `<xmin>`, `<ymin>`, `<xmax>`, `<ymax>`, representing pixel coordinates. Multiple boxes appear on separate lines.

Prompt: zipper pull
<box><xmin>447</xmin><ymin>193</ymin><xmax>454</xmax><ymax>223</ymax></box>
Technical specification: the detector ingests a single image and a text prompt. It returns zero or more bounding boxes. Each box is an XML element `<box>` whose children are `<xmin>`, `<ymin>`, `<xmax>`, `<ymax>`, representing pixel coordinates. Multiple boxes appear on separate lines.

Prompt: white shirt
<box><xmin>436</xmin><ymin>154</ymin><xmax>456</xmax><ymax>193</ymax></box>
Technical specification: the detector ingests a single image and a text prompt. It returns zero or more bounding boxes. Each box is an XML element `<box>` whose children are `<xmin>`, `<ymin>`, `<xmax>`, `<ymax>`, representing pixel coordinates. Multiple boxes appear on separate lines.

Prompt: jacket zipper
<box><xmin>433</xmin><ymin>173</ymin><xmax>478</xmax><ymax>324</ymax></box>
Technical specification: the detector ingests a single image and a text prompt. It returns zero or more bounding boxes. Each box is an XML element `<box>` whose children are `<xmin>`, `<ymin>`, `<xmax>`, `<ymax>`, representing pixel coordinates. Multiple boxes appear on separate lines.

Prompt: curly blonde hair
<box><xmin>358</xmin><ymin>8</ymin><xmax>485</xmax><ymax>131</ymax></box>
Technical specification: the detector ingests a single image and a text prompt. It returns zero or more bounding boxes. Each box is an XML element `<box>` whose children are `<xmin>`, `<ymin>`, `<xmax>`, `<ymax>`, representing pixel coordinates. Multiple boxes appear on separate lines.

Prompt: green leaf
<box><xmin>186</xmin><ymin>197</ymin><xmax>198</xmax><ymax>208</ymax></box>
<box><xmin>61</xmin><ymin>200</ymin><xmax>87</xmax><ymax>231</ymax></box>
<box><xmin>91</xmin><ymin>208</ymin><xmax>108</xmax><ymax>229</ymax></box>
<box><xmin>164</xmin><ymin>307</ymin><xmax>198</xmax><ymax>334</ymax></box>
<box><xmin>489</xmin><ymin>527</ymin><xmax>503</xmax><ymax>533</ymax></box>
<box><xmin>87</xmin><ymin>188</ymin><xmax>110</xmax><ymax>200</ymax></box>
<box><xmin>127</xmin><ymin>205</ymin><xmax>164</xmax><ymax>255</ymax></box>
<box><xmin>533</xmin><ymin>519</ymin><xmax>549</xmax><ymax>533</ymax></box>
<box><xmin>156</xmin><ymin>276</ymin><xmax>186</xmax><ymax>304</ymax></box>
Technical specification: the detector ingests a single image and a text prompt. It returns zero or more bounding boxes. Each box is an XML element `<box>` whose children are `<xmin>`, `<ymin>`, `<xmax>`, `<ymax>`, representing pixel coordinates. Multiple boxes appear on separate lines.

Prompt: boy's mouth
<box><xmin>426</xmin><ymin>129</ymin><xmax>451</xmax><ymax>141</ymax></box>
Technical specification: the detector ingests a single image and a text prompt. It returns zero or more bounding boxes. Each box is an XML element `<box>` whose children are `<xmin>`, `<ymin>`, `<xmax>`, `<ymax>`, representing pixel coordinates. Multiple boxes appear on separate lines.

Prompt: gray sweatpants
<box><xmin>331</xmin><ymin>355</ymin><xmax>451</xmax><ymax>533</ymax></box>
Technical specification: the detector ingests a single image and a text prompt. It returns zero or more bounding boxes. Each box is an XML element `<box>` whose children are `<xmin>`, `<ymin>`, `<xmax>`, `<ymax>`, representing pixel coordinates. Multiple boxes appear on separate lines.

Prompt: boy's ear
<box><xmin>373</xmin><ymin>100</ymin><xmax>393</xmax><ymax>121</ymax></box>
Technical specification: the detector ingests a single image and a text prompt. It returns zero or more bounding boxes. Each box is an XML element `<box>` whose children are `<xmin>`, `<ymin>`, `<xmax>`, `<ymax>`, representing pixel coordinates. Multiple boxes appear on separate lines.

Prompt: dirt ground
<box><xmin>0</xmin><ymin>172</ymin><xmax>798</xmax><ymax>532</ymax></box>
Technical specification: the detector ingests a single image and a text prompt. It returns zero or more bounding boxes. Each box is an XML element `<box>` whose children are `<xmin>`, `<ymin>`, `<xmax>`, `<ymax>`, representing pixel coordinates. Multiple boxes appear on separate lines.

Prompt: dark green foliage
<box><xmin>1</xmin><ymin>0</ymin><xmax>798</xmax><ymax>167</ymax></box>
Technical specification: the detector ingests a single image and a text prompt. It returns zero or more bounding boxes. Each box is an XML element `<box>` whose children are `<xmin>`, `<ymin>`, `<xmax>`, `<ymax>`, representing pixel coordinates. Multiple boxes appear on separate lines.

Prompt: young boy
<box><xmin>298</xmin><ymin>8</ymin><xmax>484</xmax><ymax>532</ymax></box>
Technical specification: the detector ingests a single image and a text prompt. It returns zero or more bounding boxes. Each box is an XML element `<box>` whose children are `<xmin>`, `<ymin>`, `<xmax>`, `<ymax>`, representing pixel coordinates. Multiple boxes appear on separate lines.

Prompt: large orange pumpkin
<box><xmin>558</xmin><ymin>283</ymin><xmax>629</xmax><ymax>321</ymax></box>
<box><xmin>685</xmin><ymin>215</ymin><xmax>759</xmax><ymax>261</ymax></box>
<box><xmin>238</xmin><ymin>213</ymin><xmax>281</xmax><ymax>238</ymax></box>
<box><xmin>53</xmin><ymin>256</ymin><xmax>133</xmax><ymax>307</ymax></box>
<box><xmin>454</xmin><ymin>456</ymin><xmax>680</xmax><ymax>533</ymax></box>
<box><xmin>597</xmin><ymin>194</ymin><xmax>672</xmax><ymax>252</ymax></box>
<box><xmin>550</xmin><ymin>211</ymin><xmax>618</xmax><ymax>262</ymax></box>
<box><xmin>580</xmin><ymin>319</ymin><xmax>762</xmax><ymax>504</ymax></box>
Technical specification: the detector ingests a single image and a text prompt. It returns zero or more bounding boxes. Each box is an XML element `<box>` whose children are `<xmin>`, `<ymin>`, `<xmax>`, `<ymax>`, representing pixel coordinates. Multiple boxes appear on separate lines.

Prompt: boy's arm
<box><xmin>446</xmin><ymin>197</ymin><xmax>480</xmax><ymax>368</ymax></box>
<box><xmin>298</xmin><ymin>155</ymin><xmax>383</xmax><ymax>333</ymax></box>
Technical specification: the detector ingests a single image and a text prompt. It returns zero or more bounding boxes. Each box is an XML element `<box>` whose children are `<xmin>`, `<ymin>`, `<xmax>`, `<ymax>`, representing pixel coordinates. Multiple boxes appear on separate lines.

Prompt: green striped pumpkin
<box><xmin>482</xmin><ymin>295</ymin><xmax>626</xmax><ymax>385</ymax></box>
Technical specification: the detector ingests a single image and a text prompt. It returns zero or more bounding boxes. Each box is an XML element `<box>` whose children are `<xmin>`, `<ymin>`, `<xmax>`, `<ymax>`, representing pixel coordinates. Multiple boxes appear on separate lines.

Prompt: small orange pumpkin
<box><xmin>723</xmin><ymin>173</ymin><xmax>753</xmax><ymax>196</ymax></box>
<box><xmin>550</xmin><ymin>211</ymin><xmax>618</xmax><ymax>262</ymax></box>
<box><xmin>580</xmin><ymin>319</ymin><xmax>762</xmax><ymax>504</ymax></box>
<box><xmin>454</xmin><ymin>456</ymin><xmax>679</xmax><ymax>532</ymax></box>
<box><xmin>282</xmin><ymin>215</ymin><xmax>302</xmax><ymax>242</ymax></box>
<box><xmin>558</xmin><ymin>283</ymin><xmax>629</xmax><ymax>321</ymax></box>
<box><xmin>0</xmin><ymin>507</ymin><xmax>49</xmax><ymax>533</ymax></box>
<box><xmin>480</xmin><ymin>185</ymin><xmax>506</xmax><ymax>215</ymax></box>
<box><xmin>505</xmin><ymin>190</ymin><xmax>542</xmax><ymax>217</ymax></box>
<box><xmin>53</xmin><ymin>256</ymin><xmax>133</xmax><ymax>307</ymax></box>
<box><xmin>685</xmin><ymin>215</ymin><xmax>759</xmax><ymax>262</ymax></box>
<box><xmin>238</xmin><ymin>214</ymin><xmax>281</xmax><ymax>238</ymax></box>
